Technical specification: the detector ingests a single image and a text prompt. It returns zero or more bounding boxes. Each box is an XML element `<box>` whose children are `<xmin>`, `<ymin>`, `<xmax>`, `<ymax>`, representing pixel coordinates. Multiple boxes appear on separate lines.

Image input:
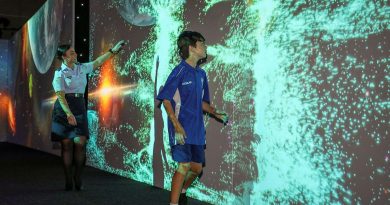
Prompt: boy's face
<box><xmin>190</xmin><ymin>40</ymin><xmax>207</xmax><ymax>59</ymax></box>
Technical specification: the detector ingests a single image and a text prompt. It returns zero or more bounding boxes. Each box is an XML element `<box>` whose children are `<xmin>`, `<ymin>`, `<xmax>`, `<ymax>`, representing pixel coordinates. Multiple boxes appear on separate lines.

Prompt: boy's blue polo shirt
<box><xmin>157</xmin><ymin>60</ymin><xmax>210</xmax><ymax>146</ymax></box>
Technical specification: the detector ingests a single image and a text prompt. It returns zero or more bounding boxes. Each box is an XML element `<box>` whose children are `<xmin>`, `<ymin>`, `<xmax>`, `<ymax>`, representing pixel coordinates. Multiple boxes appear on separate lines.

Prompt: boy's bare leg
<box><xmin>170</xmin><ymin>162</ymin><xmax>191</xmax><ymax>204</ymax></box>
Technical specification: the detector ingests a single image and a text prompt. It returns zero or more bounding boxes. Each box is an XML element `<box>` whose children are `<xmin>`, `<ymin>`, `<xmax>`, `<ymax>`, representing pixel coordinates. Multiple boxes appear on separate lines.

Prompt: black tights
<box><xmin>61</xmin><ymin>137</ymin><xmax>86</xmax><ymax>189</ymax></box>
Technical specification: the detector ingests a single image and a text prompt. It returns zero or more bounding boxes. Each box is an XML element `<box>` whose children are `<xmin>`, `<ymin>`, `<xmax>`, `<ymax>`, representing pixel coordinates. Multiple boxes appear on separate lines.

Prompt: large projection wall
<box><xmin>2</xmin><ymin>0</ymin><xmax>388</xmax><ymax>204</ymax></box>
<box><xmin>89</xmin><ymin>0</ymin><xmax>389</xmax><ymax>204</ymax></box>
<box><xmin>0</xmin><ymin>39</ymin><xmax>10</xmax><ymax>141</ymax></box>
<box><xmin>6</xmin><ymin>0</ymin><xmax>74</xmax><ymax>153</ymax></box>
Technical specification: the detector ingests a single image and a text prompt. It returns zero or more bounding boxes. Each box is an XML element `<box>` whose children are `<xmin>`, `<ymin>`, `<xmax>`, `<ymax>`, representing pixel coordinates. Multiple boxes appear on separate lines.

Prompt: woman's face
<box><xmin>62</xmin><ymin>47</ymin><xmax>78</xmax><ymax>64</ymax></box>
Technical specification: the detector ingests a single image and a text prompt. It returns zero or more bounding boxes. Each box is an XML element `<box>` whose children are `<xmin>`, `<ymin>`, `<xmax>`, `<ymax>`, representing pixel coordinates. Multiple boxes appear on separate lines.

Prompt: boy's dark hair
<box><xmin>57</xmin><ymin>44</ymin><xmax>71</xmax><ymax>60</ymax></box>
<box><xmin>177</xmin><ymin>31</ymin><xmax>205</xmax><ymax>60</ymax></box>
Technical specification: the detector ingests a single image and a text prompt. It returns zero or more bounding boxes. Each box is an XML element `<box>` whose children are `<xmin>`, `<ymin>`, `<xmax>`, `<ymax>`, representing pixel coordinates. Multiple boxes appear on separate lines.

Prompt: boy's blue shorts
<box><xmin>171</xmin><ymin>144</ymin><xmax>205</xmax><ymax>163</ymax></box>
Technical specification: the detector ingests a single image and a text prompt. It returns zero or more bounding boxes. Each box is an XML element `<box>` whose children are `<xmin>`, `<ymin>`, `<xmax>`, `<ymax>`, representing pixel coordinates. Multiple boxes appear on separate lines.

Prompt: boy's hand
<box><xmin>214</xmin><ymin>109</ymin><xmax>229</xmax><ymax>125</ymax></box>
<box><xmin>174</xmin><ymin>122</ymin><xmax>187</xmax><ymax>145</ymax></box>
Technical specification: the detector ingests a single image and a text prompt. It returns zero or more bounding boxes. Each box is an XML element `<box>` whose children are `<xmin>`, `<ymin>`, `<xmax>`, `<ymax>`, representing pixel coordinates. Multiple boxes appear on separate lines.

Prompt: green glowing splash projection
<box><xmin>88</xmin><ymin>0</ymin><xmax>389</xmax><ymax>204</ymax></box>
<box><xmin>87</xmin><ymin>0</ymin><xmax>187</xmax><ymax>186</ymax></box>
<box><xmin>247</xmin><ymin>0</ymin><xmax>389</xmax><ymax>204</ymax></box>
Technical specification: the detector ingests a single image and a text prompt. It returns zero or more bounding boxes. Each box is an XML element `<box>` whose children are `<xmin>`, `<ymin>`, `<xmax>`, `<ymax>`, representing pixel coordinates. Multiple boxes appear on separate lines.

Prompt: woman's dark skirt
<box><xmin>51</xmin><ymin>95</ymin><xmax>89</xmax><ymax>141</ymax></box>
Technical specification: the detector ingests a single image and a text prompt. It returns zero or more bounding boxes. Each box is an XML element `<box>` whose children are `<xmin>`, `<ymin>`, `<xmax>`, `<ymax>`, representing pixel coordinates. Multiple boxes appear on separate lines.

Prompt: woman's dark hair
<box><xmin>56</xmin><ymin>44</ymin><xmax>71</xmax><ymax>60</ymax></box>
<box><xmin>177</xmin><ymin>31</ymin><xmax>205</xmax><ymax>60</ymax></box>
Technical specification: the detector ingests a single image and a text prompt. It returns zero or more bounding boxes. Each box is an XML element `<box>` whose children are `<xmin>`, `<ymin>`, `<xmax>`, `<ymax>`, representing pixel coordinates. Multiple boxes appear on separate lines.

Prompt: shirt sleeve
<box><xmin>156</xmin><ymin>67</ymin><xmax>184</xmax><ymax>101</ymax></box>
<box><xmin>202</xmin><ymin>71</ymin><xmax>210</xmax><ymax>104</ymax></box>
<box><xmin>82</xmin><ymin>62</ymin><xmax>94</xmax><ymax>74</ymax></box>
<box><xmin>52</xmin><ymin>70</ymin><xmax>65</xmax><ymax>92</ymax></box>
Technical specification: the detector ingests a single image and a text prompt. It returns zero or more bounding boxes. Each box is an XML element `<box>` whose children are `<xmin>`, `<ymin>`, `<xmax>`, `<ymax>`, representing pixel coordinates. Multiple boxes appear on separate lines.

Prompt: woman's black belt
<box><xmin>65</xmin><ymin>93</ymin><xmax>84</xmax><ymax>98</ymax></box>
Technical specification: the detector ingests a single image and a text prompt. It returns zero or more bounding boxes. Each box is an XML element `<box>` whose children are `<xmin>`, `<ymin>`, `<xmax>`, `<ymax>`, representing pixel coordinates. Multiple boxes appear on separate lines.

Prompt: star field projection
<box><xmin>87</xmin><ymin>0</ymin><xmax>388</xmax><ymax>204</ymax></box>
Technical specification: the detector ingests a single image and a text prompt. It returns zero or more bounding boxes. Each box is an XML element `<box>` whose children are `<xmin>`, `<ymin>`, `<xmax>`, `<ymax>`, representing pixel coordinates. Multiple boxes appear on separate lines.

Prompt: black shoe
<box><xmin>75</xmin><ymin>184</ymin><xmax>84</xmax><ymax>191</ymax></box>
<box><xmin>74</xmin><ymin>176</ymin><xmax>83</xmax><ymax>191</ymax></box>
<box><xmin>179</xmin><ymin>193</ymin><xmax>187</xmax><ymax>205</ymax></box>
<box><xmin>65</xmin><ymin>182</ymin><xmax>73</xmax><ymax>191</ymax></box>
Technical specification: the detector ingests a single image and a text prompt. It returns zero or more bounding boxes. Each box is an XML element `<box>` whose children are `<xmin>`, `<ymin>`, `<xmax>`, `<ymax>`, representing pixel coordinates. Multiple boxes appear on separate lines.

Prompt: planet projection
<box><xmin>5</xmin><ymin>0</ymin><xmax>73</xmax><ymax>151</ymax></box>
<box><xmin>88</xmin><ymin>0</ymin><xmax>389</xmax><ymax>204</ymax></box>
<box><xmin>115</xmin><ymin>0</ymin><xmax>159</xmax><ymax>26</ymax></box>
<box><xmin>28</xmin><ymin>0</ymin><xmax>64</xmax><ymax>74</ymax></box>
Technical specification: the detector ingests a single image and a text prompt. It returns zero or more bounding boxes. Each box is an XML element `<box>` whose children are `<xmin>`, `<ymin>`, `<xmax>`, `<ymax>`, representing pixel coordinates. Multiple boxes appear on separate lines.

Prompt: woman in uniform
<box><xmin>51</xmin><ymin>40</ymin><xmax>124</xmax><ymax>191</ymax></box>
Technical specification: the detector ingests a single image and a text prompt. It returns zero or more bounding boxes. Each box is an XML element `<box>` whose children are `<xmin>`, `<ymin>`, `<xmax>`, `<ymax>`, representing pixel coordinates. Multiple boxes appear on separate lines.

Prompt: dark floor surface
<box><xmin>0</xmin><ymin>142</ymin><xmax>210</xmax><ymax>205</ymax></box>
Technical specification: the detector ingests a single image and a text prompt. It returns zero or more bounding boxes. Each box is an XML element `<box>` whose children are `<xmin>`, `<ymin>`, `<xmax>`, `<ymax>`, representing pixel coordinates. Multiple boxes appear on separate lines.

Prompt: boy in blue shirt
<box><xmin>157</xmin><ymin>31</ymin><xmax>228</xmax><ymax>205</ymax></box>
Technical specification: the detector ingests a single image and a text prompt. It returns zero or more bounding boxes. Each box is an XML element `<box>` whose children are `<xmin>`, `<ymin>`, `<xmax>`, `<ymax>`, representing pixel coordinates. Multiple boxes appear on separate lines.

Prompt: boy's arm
<box><xmin>202</xmin><ymin>101</ymin><xmax>215</xmax><ymax>115</ymax></box>
<box><xmin>162</xmin><ymin>99</ymin><xmax>186</xmax><ymax>145</ymax></box>
<box><xmin>202</xmin><ymin>102</ymin><xmax>229</xmax><ymax>124</ymax></box>
<box><xmin>201</xmin><ymin>71</ymin><xmax>228</xmax><ymax>124</ymax></box>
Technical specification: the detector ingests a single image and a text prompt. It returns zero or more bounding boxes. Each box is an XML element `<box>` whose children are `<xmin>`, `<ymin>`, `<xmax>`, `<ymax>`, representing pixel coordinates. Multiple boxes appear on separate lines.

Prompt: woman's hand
<box><xmin>93</xmin><ymin>40</ymin><xmax>126</xmax><ymax>68</ymax></box>
<box><xmin>66</xmin><ymin>113</ymin><xmax>77</xmax><ymax>126</ymax></box>
<box><xmin>111</xmin><ymin>40</ymin><xmax>125</xmax><ymax>53</ymax></box>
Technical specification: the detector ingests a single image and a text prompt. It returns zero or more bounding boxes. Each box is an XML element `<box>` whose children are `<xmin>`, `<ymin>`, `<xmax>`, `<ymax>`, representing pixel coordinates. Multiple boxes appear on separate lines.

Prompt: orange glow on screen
<box><xmin>22</xmin><ymin>25</ymin><xmax>29</xmax><ymax>79</ymax></box>
<box><xmin>0</xmin><ymin>93</ymin><xmax>16</xmax><ymax>135</ymax></box>
<box><xmin>98</xmin><ymin>57</ymin><xmax>116</xmax><ymax>126</ymax></box>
